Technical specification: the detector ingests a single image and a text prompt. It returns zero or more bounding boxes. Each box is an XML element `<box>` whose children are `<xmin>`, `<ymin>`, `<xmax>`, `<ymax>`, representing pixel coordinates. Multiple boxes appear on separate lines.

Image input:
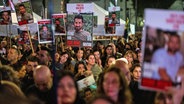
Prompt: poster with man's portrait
<box><xmin>66</xmin><ymin>13</ymin><xmax>93</xmax><ymax>47</ymax></box>
<box><xmin>18</xmin><ymin>23</ymin><xmax>38</xmax><ymax>44</ymax></box>
<box><xmin>38</xmin><ymin>19</ymin><xmax>52</xmax><ymax>44</ymax></box>
<box><xmin>13</xmin><ymin>0</ymin><xmax>34</xmax><ymax>25</ymax></box>
<box><xmin>141</xmin><ymin>9</ymin><xmax>184</xmax><ymax>91</ymax></box>
<box><xmin>66</xmin><ymin>3</ymin><xmax>94</xmax><ymax>47</ymax></box>
<box><xmin>52</xmin><ymin>13</ymin><xmax>66</xmax><ymax>35</ymax></box>
<box><xmin>0</xmin><ymin>7</ymin><xmax>12</xmax><ymax>25</ymax></box>
<box><xmin>108</xmin><ymin>6</ymin><xmax>120</xmax><ymax>26</ymax></box>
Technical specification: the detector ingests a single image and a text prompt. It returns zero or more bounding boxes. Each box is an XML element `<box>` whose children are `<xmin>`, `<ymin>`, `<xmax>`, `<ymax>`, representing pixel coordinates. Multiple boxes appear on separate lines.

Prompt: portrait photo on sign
<box><xmin>141</xmin><ymin>9</ymin><xmax>184</xmax><ymax>91</ymax></box>
<box><xmin>18</xmin><ymin>23</ymin><xmax>39</xmax><ymax>44</ymax></box>
<box><xmin>13</xmin><ymin>0</ymin><xmax>34</xmax><ymax>25</ymax></box>
<box><xmin>104</xmin><ymin>16</ymin><xmax>116</xmax><ymax>34</ymax></box>
<box><xmin>0</xmin><ymin>7</ymin><xmax>12</xmax><ymax>25</ymax></box>
<box><xmin>52</xmin><ymin>13</ymin><xmax>66</xmax><ymax>35</ymax></box>
<box><xmin>67</xmin><ymin>13</ymin><xmax>93</xmax><ymax>47</ymax></box>
<box><xmin>142</xmin><ymin>26</ymin><xmax>184</xmax><ymax>91</ymax></box>
<box><xmin>38</xmin><ymin>19</ymin><xmax>52</xmax><ymax>44</ymax></box>
<box><xmin>108</xmin><ymin>7</ymin><xmax>120</xmax><ymax>26</ymax></box>
<box><xmin>142</xmin><ymin>27</ymin><xmax>184</xmax><ymax>90</ymax></box>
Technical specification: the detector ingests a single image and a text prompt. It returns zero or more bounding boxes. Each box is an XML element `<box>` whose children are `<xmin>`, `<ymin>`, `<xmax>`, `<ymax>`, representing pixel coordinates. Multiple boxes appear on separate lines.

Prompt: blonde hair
<box><xmin>0</xmin><ymin>80</ymin><xmax>25</xmax><ymax>98</ymax></box>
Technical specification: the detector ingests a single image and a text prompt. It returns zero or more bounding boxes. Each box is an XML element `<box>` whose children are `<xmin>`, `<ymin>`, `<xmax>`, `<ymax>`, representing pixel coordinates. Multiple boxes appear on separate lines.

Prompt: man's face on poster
<box><xmin>19</xmin><ymin>6</ymin><xmax>26</xmax><ymax>14</ymax></box>
<box><xmin>42</xmin><ymin>26</ymin><xmax>48</xmax><ymax>31</ymax></box>
<box><xmin>111</xmin><ymin>13</ymin><xmax>116</xmax><ymax>20</ymax></box>
<box><xmin>74</xmin><ymin>18</ymin><xmax>83</xmax><ymax>32</ymax></box>
<box><xmin>168</xmin><ymin>35</ymin><xmax>180</xmax><ymax>53</ymax></box>
<box><xmin>55</xmin><ymin>20</ymin><xmax>60</xmax><ymax>25</ymax></box>
<box><xmin>2</xmin><ymin>11</ymin><xmax>9</xmax><ymax>21</ymax></box>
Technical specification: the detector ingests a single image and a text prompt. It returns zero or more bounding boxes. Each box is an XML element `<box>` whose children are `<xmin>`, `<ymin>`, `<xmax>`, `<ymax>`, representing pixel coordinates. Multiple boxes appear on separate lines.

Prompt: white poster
<box><xmin>77</xmin><ymin>75</ymin><xmax>96</xmax><ymax>91</ymax></box>
<box><xmin>52</xmin><ymin>13</ymin><xmax>66</xmax><ymax>35</ymax></box>
<box><xmin>141</xmin><ymin>9</ymin><xmax>184</xmax><ymax>91</ymax></box>
<box><xmin>13</xmin><ymin>0</ymin><xmax>34</xmax><ymax>25</ymax></box>
<box><xmin>37</xmin><ymin>19</ymin><xmax>52</xmax><ymax>44</ymax></box>
<box><xmin>67</xmin><ymin>3</ymin><xmax>94</xmax><ymax>13</ymax></box>
<box><xmin>0</xmin><ymin>7</ymin><xmax>12</xmax><ymax>25</ymax></box>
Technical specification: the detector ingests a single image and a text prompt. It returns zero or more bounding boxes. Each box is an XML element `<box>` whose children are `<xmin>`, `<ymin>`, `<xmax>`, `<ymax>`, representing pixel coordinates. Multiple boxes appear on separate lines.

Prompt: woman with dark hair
<box><xmin>104</xmin><ymin>55</ymin><xmax>116</xmax><ymax>70</ymax></box>
<box><xmin>57</xmin><ymin>71</ymin><xmax>86</xmax><ymax>104</ymax></box>
<box><xmin>74</xmin><ymin>61</ymin><xmax>90</xmax><ymax>81</ymax></box>
<box><xmin>55</xmin><ymin>52</ymin><xmax>74</xmax><ymax>73</ymax></box>
<box><xmin>71</xmin><ymin>49</ymin><xmax>85</xmax><ymax>67</ymax></box>
<box><xmin>86</xmin><ymin>54</ymin><xmax>102</xmax><ymax>81</ymax></box>
<box><xmin>97</xmin><ymin>66</ymin><xmax>132</xmax><ymax>104</ymax></box>
<box><xmin>101</xmin><ymin>45</ymin><xmax>115</xmax><ymax>68</ymax></box>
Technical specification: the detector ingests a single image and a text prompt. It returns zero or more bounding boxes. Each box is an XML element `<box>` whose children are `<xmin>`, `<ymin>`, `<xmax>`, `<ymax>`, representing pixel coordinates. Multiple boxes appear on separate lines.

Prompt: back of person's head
<box><xmin>0</xmin><ymin>65</ymin><xmax>20</xmax><ymax>86</ymax></box>
<box><xmin>33</xmin><ymin>65</ymin><xmax>53</xmax><ymax>91</ymax></box>
<box><xmin>112</xmin><ymin>58</ymin><xmax>131</xmax><ymax>84</ymax></box>
<box><xmin>0</xmin><ymin>80</ymin><xmax>25</xmax><ymax>97</ymax></box>
<box><xmin>0</xmin><ymin>81</ymin><xmax>43</xmax><ymax>104</ymax></box>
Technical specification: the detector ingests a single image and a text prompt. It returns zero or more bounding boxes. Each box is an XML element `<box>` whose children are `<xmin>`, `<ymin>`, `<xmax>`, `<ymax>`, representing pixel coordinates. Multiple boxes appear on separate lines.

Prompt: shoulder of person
<box><xmin>81</xmin><ymin>30</ymin><xmax>90</xmax><ymax>36</ymax></box>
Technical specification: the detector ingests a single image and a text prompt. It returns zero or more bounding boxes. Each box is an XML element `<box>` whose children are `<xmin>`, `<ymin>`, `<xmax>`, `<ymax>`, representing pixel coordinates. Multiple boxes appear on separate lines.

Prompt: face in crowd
<box><xmin>107</xmin><ymin>56</ymin><xmax>116</xmax><ymax>67</ymax></box>
<box><xmin>76</xmin><ymin>49</ymin><xmax>84</xmax><ymax>59</ymax></box>
<box><xmin>131</xmin><ymin>65</ymin><xmax>142</xmax><ymax>81</ymax></box>
<box><xmin>86</xmin><ymin>54</ymin><xmax>96</xmax><ymax>66</ymax></box>
<box><xmin>105</xmin><ymin>46</ymin><xmax>113</xmax><ymax>56</ymax></box>
<box><xmin>57</xmin><ymin>72</ymin><xmax>78</xmax><ymax>104</ymax></box>
<box><xmin>103</xmin><ymin>71</ymin><xmax>120</xmax><ymax>99</ymax></box>
<box><xmin>60</xmin><ymin>53</ymin><xmax>69</xmax><ymax>64</ymax></box>
<box><xmin>98</xmin><ymin>66</ymin><xmax>130</xmax><ymax>103</ymax></box>
<box><xmin>7</xmin><ymin>48</ymin><xmax>19</xmax><ymax>63</ymax></box>
<box><xmin>26</xmin><ymin>60</ymin><xmax>38</xmax><ymax>72</ymax></box>
<box><xmin>93</xmin><ymin>51</ymin><xmax>101</xmax><ymax>60</ymax></box>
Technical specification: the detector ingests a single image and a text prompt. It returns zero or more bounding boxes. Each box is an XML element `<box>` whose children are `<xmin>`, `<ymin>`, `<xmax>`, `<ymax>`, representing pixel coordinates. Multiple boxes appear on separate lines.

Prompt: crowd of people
<box><xmin>0</xmin><ymin>32</ymin><xmax>184</xmax><ymax>104</ymax></box>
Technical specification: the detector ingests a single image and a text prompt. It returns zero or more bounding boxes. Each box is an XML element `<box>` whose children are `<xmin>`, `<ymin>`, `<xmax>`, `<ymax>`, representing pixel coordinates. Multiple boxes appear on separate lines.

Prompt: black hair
<box><xmin>74</xmin><ymin>61</ymin><xmax>87</xmax><ymax>75</ymax></box>
<box><xmin>112</xmin><ymin>12</ymin><xmax>116</xmax><ymax>15</ymax></box>
<box><xmin>19</xmin><ymin>4</ymin><xmax>25</xmax><ymax>8</ymax></box>
<box><xmin>27</xmin><ymin>55</ymin><xmax>39</xmax><ymax>62</ymax></box>
<box><xmin>74</xmin><ymin>14</ymin><xmax>84</xmax><ymax>23</ymax></box>
<box><xmin>130</xmin><ymin>63</ymin><xmax>141</xmax><ymax>72</ymax></box>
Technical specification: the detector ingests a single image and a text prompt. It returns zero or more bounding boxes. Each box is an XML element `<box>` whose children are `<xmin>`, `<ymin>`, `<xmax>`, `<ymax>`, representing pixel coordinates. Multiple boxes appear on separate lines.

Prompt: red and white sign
<box><xmin>145</xmin><ymin>9</ymin><xmax>184</xmax><ymax>31</ymax></box>
<box><xmin>108</xmin><ymin>6</ymin><xmax>120</xmax><ymax>12</ymax></box>
<box><xmin>38</xmin><ymin>19</ymin><xmax>52</xmax><ymax>44</ymax></box>
<box><xmin>67</xmin><ymin>3</ymin><xmax>94</xmax><ymax>13</ymax></box>
<box><xmin>141</xmin><ymin>9</ymin><xmax>184</xmax><ymax>91</ymax></box>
